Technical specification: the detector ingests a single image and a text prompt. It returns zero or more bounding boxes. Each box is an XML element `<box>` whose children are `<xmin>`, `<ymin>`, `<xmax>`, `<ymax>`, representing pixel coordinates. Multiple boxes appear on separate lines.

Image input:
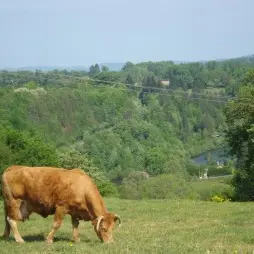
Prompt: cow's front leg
<box><xmin>45</xmin><ymin>206</ymin><xmax>68</xmax><ymax>244</ymax></box>
<box><xmin>71</xmin><ymin>216</ymin><xmax>80</xmax><ymax>242</ymax></box>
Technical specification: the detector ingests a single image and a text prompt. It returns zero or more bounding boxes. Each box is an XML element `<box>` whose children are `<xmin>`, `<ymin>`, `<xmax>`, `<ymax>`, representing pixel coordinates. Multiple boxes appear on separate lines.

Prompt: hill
<box><xmin>2</xmin><ymin>54</ymin><xmax>253</xmax><ymax>72</ymax></box>
<box><xmin>0</xmin><ymin>55</ymin><xmax>253</xmax><ymax>195</ymax></box>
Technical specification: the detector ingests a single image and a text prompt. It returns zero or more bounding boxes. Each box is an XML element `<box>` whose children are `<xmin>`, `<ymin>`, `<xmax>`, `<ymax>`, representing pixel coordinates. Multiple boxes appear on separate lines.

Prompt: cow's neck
<box><xmin>87</xmin><ymin>196</ymin><xmax>108</xmax><ymax>220</ymax></box>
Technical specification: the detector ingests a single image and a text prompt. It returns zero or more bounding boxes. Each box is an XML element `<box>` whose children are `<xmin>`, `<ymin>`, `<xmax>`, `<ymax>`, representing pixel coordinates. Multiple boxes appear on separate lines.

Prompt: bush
<box><xmin>119</xmin><ymin>173</ymin><xmax>199</xmax><ymax>200</ymax></box>
<box><xmin>186</xmin><ymin>163</ymin><xmax>232</xmax><ymax>178</ymax></box>
<box><xmin>2</xmin><ymin>129</ymin><xmax>58</xmax><ymax>168</ymax></box>
<box><xmin>207</xmin><ymin>165</ymin><xmax>232</xmax><ymax>177</ymax></box>
<box><xmin>57</xmin><ymin>150</ymin><xmax>119</xmax><ymax>197</ymax></box>
<box><xmin>139</xmin><ymin>174</ymin><xmax>199</xmax><ymax>200</ymax></box>
<box><xmin>118</xmin><ymin>171</ymin><xmax>149</xmax><ymax>199</ymax></box>
<box><xmin>96</xmin><ymin>181</ymin><xmax>119</xmax><ymax>197</ymax></box>
<box><xmin>210</xmin><ymin>194</ymin><xmax>230</xmax><ymax>202</ymax></box>
<box><xmin>191</xmin><ymin>178</ymin><xmax>233</xmax><ymax>201</ymax></box>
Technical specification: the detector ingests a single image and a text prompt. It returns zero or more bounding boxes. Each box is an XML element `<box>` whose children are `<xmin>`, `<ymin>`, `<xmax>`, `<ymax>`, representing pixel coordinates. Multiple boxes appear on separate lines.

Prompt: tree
<box><xmin>121</xmin><ymin>62</ymin><xmax>134</xmax><ymax>72</ymax></box>
<box><xmin>92</xmin><ymin>71</ymin><xmax>122</xmax><ymax>84</ymax></box>
<box><xmin>4</xmin><ymin>129</ymin><xmax>58</xmax><ymax>167</ymax></box>
<box><xmin>89</xmin><ymin>64</ymin><xmax>100</xmax><ymax>77</ymax></box>
<box><xmin>224</xmin><ymin>70</ymin><xmax>254</xmax><ymax>201</ymax></box>
<box><xmin>101</xmin><ymin>66</ymin><xmax>109</xmax><ymax>72</ymax></box>
<box><xmin>24</xmin><ymin>81</ymin><xmax>37</xmax><ymax>89</ymax></box>
<box><xmin>57</xmin><ymin>150</ymin><xmax>118</xmax><ymax>196</ymax></box>
<box><xmin>125</xmin><ymin>74</ymin><xmax>134</xmax><ymax>84</ymax></box>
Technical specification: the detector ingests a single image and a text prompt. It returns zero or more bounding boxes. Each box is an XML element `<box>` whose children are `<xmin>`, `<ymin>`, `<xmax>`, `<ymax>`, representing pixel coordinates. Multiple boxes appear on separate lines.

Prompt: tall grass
<box><xmin>0</xmin><ymin>198</ymin><xmax>254</xmax><ymax>253</ymax></box>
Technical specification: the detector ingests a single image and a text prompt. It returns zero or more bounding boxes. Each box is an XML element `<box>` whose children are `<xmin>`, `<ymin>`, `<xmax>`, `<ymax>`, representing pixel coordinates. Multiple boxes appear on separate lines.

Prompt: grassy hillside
<box><xmin>0</xmin><ymin>84</ymin><xmax>226</xmax><ymax>179</ymax></box>
<box><xmin>1</xmin><ymin>60</ymin><xmax>252</xmax><ymax>198</ymax></box>
<box><xmin>0</xmin><ymin>198</ymin><xmax>254</xmax><ymax>253</ymax></box>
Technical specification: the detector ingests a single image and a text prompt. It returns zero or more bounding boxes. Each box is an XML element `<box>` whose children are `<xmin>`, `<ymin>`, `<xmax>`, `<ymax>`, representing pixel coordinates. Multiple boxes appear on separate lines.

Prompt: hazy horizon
<box><xmin>1</xmin><ymin>0</ymin><xmax>254</xmax><ymax>68</ymax></box>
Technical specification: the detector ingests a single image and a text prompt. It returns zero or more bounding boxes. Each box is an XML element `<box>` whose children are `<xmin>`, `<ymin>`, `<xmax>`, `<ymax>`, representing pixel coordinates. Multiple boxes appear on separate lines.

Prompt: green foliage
<box><xmin>0</xmin><ymin>80</ymin><xmax>226</xmax><ymax>182</ymax></box>
<box><xmin>224</xmin><ymin>70</ymin><xmax>254</xmax><ymax>200</ymax></box>
<box><xmin>207</xmin><ymin>165</ymin><xmax>233</xmax><ymax>176</ymax></box>
<box><xmin>119</xmin><ymin>173</ymin><xmax>199</xmax><ymax>200</ymax></box>
<box><xmin>93</xmin><ymin>71</ymin><xmax>122</xmax><ymax>84</ymax></box>
<box><xmin>121</xmin><ymin>61</ymin><xmax>135</xmax><ymax>72</ymax></box>
<box><xmin>0</xmin><ymin>127</ymin><xmax>59</xmax><ymax>196</ymax></box>
<box><xmin>191</xmin><ymin>178</ymin><xmax>233</xmax><ymax>201</ymax></box>
<box><xmin>1</xmin><ymin>129</ymin><xmax>58</xmax><ymax>169</ymax></box>
<box><xmin>101</xmin><ymin>66</ymin><xmax>109</xmax><ymax>72</ymax></box>
<box><xmin>118</xmin><ymin>171</ymin><xmax>149</xmax><ymax>199</ymax></box>
<box><xmin>1</xmin><ymin>62</ymin><xmax>252</xmax><ymax>197</ymax></box>
<box><xmin>187</xmin><ymin>163</ymin><xmax>232</xmax><ymax>178</ymax></box>
<box><xmin>89</xmin><ymin>64</ymin><xmax>100</xmax><ymax>77</ymax></box>
<box><xmin>210</xmin><ymin>194</ymin><xmax>230</xmax><ymax>202</ymax></box>
<box><xmin>140</xmin><ymin>174</ymin><xmax>199</xmax><ymax>200</ymax></box>
<box><xmin>242</xmin><ymin>69</ymin><xmax>254</xmax><ymax>85</ymax></box>
<box><xmin>0</xmin><ymin>128</ymin><xmax>13</xmax><ymax>175</ymax></box>
<box><xmin>125</xmin><ymin>73</ymin><xmax>134</xmax><ymax>84</ymax></box>
<box><xmin>57</xmin><ymin>150</ymin><xmax>118</xmax><ymax>197</ymax></box>
<box><xmin>24</xmin><ymin>81</ymin><xmax>37</xmax><ymax>89</ymax></box>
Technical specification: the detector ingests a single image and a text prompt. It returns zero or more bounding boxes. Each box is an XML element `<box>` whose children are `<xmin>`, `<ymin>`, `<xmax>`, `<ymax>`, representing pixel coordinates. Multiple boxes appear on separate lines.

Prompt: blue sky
<box><xmin>1</xmin><ymin>0</ymin><xmax>254</xmax><ymax>68</ymax></box>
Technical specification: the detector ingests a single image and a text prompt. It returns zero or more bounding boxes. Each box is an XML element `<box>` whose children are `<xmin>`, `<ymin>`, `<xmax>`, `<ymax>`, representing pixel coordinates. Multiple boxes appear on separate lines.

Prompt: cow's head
<box><xmin>93</xmin><ymin>213</ymin><xmax>121</xmax><ymax>243</ymax></box>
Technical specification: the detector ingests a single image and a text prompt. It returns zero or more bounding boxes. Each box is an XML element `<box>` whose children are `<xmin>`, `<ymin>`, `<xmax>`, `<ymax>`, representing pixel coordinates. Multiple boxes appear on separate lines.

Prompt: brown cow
<box><xmin>1</xmin><ymin>165</ymin><xmax>121</xmax><ymax>244</ymax></box>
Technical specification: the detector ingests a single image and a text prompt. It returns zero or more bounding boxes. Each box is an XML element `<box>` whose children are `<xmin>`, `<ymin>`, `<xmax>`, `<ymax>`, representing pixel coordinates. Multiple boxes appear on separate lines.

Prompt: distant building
<box><xmin>160</xmin><ymin>80</ymin><xmax>170</xmax><ymax>86</ymax></box>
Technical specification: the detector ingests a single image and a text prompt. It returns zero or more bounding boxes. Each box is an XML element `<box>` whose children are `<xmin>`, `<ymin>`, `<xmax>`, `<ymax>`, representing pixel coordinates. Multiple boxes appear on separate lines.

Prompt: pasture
<box><xmin>0</xmin><ymin>198</ymin><xmax>254</xmax><ymax>253</ymax></box>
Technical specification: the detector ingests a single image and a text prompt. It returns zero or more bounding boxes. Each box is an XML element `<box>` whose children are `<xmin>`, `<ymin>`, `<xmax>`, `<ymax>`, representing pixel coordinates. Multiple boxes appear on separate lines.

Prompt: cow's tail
<box><xmin>1</xmin><ymin>172</ymin><xmax>13</xmax><ymax>201</ymax></box>
<box><xmin>1</xmin><ymin>172</ymin><xmax>12</xmax><ymax>238</ymax></box>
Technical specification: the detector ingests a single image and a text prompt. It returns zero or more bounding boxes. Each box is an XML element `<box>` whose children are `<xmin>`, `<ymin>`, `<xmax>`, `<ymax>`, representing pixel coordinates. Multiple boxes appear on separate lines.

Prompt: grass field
<box><xmin>0</xmin><ymin>198</ymin><xmax>254</xmax><ymax>254</ymax></box>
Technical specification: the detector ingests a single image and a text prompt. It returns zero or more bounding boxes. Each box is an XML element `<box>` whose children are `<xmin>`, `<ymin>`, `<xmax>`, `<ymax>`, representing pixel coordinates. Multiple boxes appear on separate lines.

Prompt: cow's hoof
<box><xmin>72</xmin><ymin>238</ymin><xmax>80</xmax><ymax>243</ymax></box>
<box><xmin>45</xmin><ymin>238</ymin><xmax>53</xmax><ymax>244</ymax></box>
<box><xmin>16</xmin><ymin>239</ymin><xmax>25</xmax><ymax>244</ymax></box>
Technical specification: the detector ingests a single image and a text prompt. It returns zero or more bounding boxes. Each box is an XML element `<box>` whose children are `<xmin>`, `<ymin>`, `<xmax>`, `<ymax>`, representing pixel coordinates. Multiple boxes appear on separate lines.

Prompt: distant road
<box><xmin>208</xmin><ymin>175</ymin><xmax>232</xmax><ymax>179</ymax></box>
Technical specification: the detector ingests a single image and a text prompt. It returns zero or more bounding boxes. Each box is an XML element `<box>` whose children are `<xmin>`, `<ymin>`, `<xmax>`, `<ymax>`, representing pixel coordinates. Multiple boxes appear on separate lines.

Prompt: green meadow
<box><xmin>0</xmin><ymin>198</ymin><xmax>254</xmax><ymax>254</ymax></box>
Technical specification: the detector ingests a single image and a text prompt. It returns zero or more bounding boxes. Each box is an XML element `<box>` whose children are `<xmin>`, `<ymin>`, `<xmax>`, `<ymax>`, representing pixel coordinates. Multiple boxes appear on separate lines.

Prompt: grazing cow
<box><xmin>1</xmin><ymin>165</ymin><xmax>121</xmax><ymax>244</ymax></box>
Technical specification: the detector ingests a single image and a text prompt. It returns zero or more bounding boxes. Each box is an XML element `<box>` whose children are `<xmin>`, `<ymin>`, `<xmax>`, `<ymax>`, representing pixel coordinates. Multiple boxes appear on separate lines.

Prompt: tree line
<box><xmin>0</xmin><ymin>56</ymin><xmax>253</xmax><ymax>200</ymax></box>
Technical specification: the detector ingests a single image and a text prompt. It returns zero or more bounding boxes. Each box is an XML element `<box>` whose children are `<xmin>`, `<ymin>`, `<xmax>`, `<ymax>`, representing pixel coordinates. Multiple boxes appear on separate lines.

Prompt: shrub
<box><xmin>118</xmin><ymin>171</ymin><xmax>149</xmax><ymax>199</ymax></box>
<box><xmin>57</xmin><ymin>150</ymin><xmax>118</xmax><ymax>197</ymax></box>
<box><xmin>191</xmin><ymin>178</ymin><xmax>233</xmax><ymax>201</ymax></box>
<box><xmin>119</xmin><ymin>173</ymin><xmax>199</xmax><ymax>200</ymax></box>
<box><xmin>186</xmin><ymin>163</ymin><xmax>232</xmax><ymax>178</ymax></box>
<box><xmin>207</xmin><ymin>165</ymin><xmax>232</xmax><ymax>177</ymax></box>
<box><xmin>3</xmin><ymin>129</ymin><xmax>58</xmax><ymax>167</ymax></box>
<box><xmin>210</xmin><ymin>194</ymin><xmax>230</xmax><ymax>202</ymax></box>
<box><xmin>139</xmin><ymin>174</ymin><xmax>199</xmax><ymax>200</ymax></box>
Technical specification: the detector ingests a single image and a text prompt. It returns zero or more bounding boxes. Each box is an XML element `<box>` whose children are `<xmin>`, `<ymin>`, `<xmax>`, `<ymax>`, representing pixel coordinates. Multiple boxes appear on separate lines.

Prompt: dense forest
<box><xmin>0</xmin><ymin>55</ymin><xmax>254</xmax><ymax>200</ymax></box>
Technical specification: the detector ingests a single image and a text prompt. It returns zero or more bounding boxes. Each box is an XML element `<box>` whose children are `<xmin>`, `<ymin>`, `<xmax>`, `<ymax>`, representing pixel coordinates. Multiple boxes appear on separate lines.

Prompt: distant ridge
<box><xmin>1</xmin><ymin>54</ymin><xmax>253</xmax><ymax>71</ymax></box>
<box><xmin>100</xmin><ymin>63</ymin><xmax>125</xmax><ymax>71</ymax></box>
<box><xmin>1</xmin><ymin>66</ymin><xmax>89</xmax><ymax>72</ymax></box>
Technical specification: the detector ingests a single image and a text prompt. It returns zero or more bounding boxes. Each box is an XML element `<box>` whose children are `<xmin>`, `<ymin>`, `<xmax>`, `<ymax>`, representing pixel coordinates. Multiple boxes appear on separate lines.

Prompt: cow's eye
<box><xmin>101</xmin><ymin>227</ymin><xmax>107</xmax><ymax>232</ymax></box>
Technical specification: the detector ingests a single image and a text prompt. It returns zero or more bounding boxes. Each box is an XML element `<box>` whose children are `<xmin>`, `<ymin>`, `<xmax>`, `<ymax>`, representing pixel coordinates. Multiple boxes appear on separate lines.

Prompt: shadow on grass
<box><xmin>0</xmin><ymin>234</ymin><xmax>96</xmax><ymax>244</ymax></box>
<box><xmin>23</xmin><ymin>234</ymin><xmax>45</xmax><ymax>242</ymax></box>
<box><xmin>0</xmin><ymin>234</ymin><xmax>46</xmax><ymax>243</ymax></box>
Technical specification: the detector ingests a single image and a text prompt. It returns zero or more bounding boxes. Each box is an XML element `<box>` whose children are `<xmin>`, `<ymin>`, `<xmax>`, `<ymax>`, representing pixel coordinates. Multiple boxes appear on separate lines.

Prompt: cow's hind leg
<box><xmin>71</xmin><ymin>216</ymin><xmax>80</xmax><ymax>242</ymax></box>
<box><xmin>45</xmin><ymin>206</ymin><xmax>68</xmax><ymax>244</ymax></box>
<box><xmin>5</xmin><ymin>200</ymin><xmax>25</xmax><ymax>243</ymax></box>
<box><xmin>2</xmin><ymin>202</ymin><xmax>10</xmax><ymax>240</ymax></box>
<box><xmin>3</xmin><ymin>218</ymin><xmax>10</xmax><ymax>240</ymax></box>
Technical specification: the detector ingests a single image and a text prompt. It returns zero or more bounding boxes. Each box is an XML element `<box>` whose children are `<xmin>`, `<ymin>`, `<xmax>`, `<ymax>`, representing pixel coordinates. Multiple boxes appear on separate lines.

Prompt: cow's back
<box><xmin>2</xmin><ymin>165</ymin><xmax>98</xmax><ymax>208</ymax></box>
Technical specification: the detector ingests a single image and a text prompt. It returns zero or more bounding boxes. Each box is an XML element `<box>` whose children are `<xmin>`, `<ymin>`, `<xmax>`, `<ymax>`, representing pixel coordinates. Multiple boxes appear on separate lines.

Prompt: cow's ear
<box><xmin>114</xmin><ymin>214</ymin><xmax>122</xmax><ymax>227</ymax></box>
